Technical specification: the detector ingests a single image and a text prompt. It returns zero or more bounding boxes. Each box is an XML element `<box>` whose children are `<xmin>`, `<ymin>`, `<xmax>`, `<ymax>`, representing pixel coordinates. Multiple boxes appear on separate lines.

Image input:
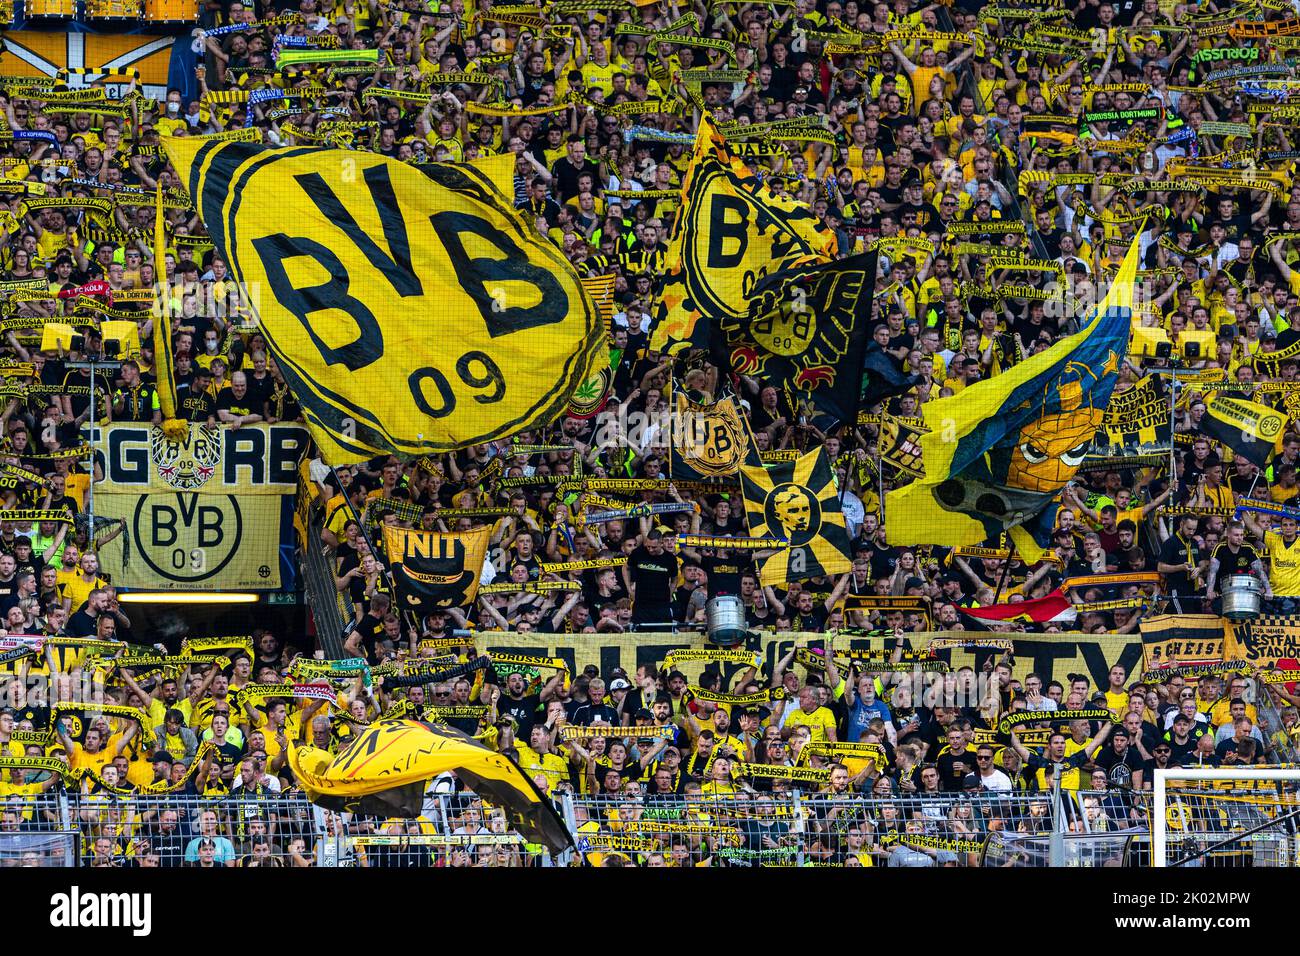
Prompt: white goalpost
<box><xmin>1153</xmin><ymin>767</ymin><xmax>1300</xmax><ymax>868</ymax></box>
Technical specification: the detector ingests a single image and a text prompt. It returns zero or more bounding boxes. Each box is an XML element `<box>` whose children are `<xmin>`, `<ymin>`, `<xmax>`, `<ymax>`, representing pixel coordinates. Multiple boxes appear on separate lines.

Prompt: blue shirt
<box><xmin>847</xmin><ymin>698</ymin><xmax>893</xmax><ymax>743</ymax></box>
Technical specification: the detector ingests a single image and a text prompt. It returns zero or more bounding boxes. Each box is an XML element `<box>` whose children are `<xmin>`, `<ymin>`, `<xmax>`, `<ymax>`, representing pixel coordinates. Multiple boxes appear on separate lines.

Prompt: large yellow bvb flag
<box><xmin>163</xmin><ymin>138</ymin><xmax>603</xmax><ymax>464</ymax></box>
<box><xmin>289</xmin><ymin>719</ymin><xmax>573</xmax><ymax>852</ymax></box>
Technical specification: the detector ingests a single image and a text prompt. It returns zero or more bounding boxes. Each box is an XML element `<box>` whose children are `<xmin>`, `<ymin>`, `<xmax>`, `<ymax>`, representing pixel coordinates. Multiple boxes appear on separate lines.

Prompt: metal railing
<box><xmin>298</xmin><ymin>494</ymin><xmax>350</xmax><ymax>660</ymax></box>
<box><xmin>337</xmin><ymin>793</ymin><xmax>555</xmax><ymax>867</ymax></box>
<box><xmin>567</xmin><ymin>791</ymin><xmax>1055</xmax><ymax>867</ymax></box>
<box><xmin>5</xmin><ymin>777</ymin><xmax>1299</xmax><ymax>867</ymax></box>
<box><xmin>983</xmin><ymin>829</ymin><xmax>1143</xmax><ymax>867</ymax></box>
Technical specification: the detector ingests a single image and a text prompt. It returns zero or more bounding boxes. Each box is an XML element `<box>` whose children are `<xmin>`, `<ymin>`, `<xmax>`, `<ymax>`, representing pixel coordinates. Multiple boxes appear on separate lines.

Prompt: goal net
<box><xmin>1154</xmin><ymin>768</ymin><xmax>1300</xmax><ymax>868</ymax></box>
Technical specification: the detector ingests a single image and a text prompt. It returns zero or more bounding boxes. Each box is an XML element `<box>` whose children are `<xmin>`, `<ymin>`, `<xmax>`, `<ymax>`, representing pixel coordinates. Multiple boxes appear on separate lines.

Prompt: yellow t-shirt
<box><xmin>70</xmin><ymin>745</ymin><xmax>115</xmax><ymax>776</ymax></box>
<box><xmin>784</xmin><ymin>707</ymin><xmax>837</xmax><ymax>743</ymax></box>
<box><xmin>1265</xmin><ymin>530</ymin><xmax>1300</xmax><ymax>596</ymax></box>
<box><xmin>515</xmin><ymin>744</ymin><xmax>569</xmax><ymax>794</ymax></box>
<box><xmin>66</xmin><ymin>473</ymin><xmax>89</xmax><ymax>510</ymax></box>
<box><xmin>1105</xmin><ymin>690</ymin><xmax>1129</xmax><ymax>719</ymax></box>
<box><xmin>908</xmin><ymin>65</ymin><xmax>946</xmax><ymax>112</ymax></box>
<box><xmin>580</xmin><ymin>60</ymin><xmax>623</xmax><ymax>97</ymax></box>
<box><xmin>62</xmin><ymin>573</ymin><xmax>105</xmax><ymax>613</ymax></box>
<box><xmin>1209</xmin><ymin>698</ymin><xmax>1258</xmax><ymax>729</ymax></box>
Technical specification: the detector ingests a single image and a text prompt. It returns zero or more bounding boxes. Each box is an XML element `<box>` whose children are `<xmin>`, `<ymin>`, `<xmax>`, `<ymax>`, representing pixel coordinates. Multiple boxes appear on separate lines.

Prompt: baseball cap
<box><xmin>634</xmin><ymin>708</ymin><xmax>653</xmax><ymax>721</ymax></box>
<box><xmin>609</xmin><ymin>678</ymin><xmax>631</xmax><ymax>691</ymax></box>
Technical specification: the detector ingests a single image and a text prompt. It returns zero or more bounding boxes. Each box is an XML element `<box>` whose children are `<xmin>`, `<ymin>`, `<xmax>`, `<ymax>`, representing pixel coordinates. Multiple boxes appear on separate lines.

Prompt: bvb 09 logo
<box><xmin>206</xmin><ymin>149</ymin><xmax>600</xmax><ymax>457</ymax></box>
<box><xmin>133</xmin><ymin>493</ymin><xmax>243</xmax><ymax>583</ymax></box>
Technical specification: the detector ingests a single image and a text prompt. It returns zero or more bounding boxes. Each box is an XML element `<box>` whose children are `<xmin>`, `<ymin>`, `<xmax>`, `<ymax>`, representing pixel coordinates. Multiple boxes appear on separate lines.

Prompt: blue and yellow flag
<box><xmin>885</xmin><ymin>234</ymin><xmax>1141</xmax><ymax>557</ymax></box>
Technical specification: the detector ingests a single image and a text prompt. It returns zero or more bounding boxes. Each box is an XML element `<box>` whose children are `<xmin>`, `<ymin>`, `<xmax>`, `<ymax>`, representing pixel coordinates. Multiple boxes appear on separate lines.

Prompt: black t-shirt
<box><xmin>700</xmin><ymin>553</ymin><xmax>748</xmax><ymax>596</ymax></box>
<box><xmin>215</xmin><ymin>390</ymin><xmax>256</xmax><ymax>420</ymax></box>
<box><xmin>571</xmin><ymin>701</ymin><xmax>619</xmax><ymax>726</ymax></box>
<box><xmin>581</xmin><ymin>575</ymin><xmax>627</xmax><ymax>614</ymax></box>
<box><xmin>0</xmin><ymin>574</ymin><xmax>16</xmax><ymax>614</ymax></box>
<box><xmin>1215</xmin><ymin>737</ymin><xmax>1262</xmax><ymax>763</ymax></box>
<box><xmin>177</xmin><ymin>385</ymin><xmax>217</xmax><ymax>423</ymax></box>
<box><xmin>937</xmin><ymin>748</ymin><xmax>979</xmax><ymax>791</ymax></box>
<box><xmin>1276</xmin><ymin>327</ymin><xmax>1300</xmax><ymax>354</ymax></box>
<box><xmin>115</xmin><ymin>383</ymin><xmax>159</xmax><ymax>422</ymax></box>
<box><xmin>627</xmin><ymin>547</ymin><xmax>678</xmax><ymax>607</ymax></box>
<box><xmin>350</xmin><ymin>612</ymin><xmax>384</xmax><ymax>662</ymax></box>
<box><xmin>867</xmin><ymin>541</ymin><xmax>897</xmax><ymax>580</ymax></box>
<box><xmin>500</xmin><ymin>693</ymin><xmax>544</xmax><ymax>736</ymax></box>
<box><xmin>792</xmin><ymin>606</ymin><xmax>828</xmax><ymax>632</ymax></box>
<box><xmin>551</xmin><ymin>156</ymin><xmax>601</xmax><ymax>202</ymax></box>
<box><xmin>66</xmin><ymin>607</ymin><xmax>98</xmax><ymax>637</ymax></box>
<box><xmin>1212</xmin><ymin>542</ymin><xmax>1259</xmax><ymax>578</ymax></box>
<box><xmin>1159</xmin><ymin>534</ymin><xmax>1199</xmax><ymax>595</ymax></box>
<box><xmin>1094</xmin><ymin>746</ymin><xmax>1144</xmax><ymax>788</ymax></box>
<box><xmin>1164</xmin><ymin>730</ymin><xmax>1202</xmax><ymax>763</ymax></box>
<box><xmin>243</xmin><ymin>372</ymin><xmax>275</xmax><ymax>416</ymax></box>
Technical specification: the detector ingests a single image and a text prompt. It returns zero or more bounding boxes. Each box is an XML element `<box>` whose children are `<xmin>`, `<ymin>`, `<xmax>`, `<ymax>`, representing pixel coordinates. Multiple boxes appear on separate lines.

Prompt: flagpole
<box><xmin>1168</xmin><ymin>357</ymin><xmax>1180</xmax><ymax>503</ymax></box>
<box><xmin>877</xmin><ymin>458</ymin><xmax>885</xmax><ymax>526</ymax></box>
<box><xmin>992</xmin><ymin>539</ymin><xmax>1017</xmax><ymax>605</ymax></box>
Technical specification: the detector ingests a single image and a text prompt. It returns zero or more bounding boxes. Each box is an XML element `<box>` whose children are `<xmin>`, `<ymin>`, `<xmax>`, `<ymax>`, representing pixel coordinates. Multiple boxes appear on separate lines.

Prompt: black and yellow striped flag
<box><xmin>739</xmin><ymin>446</ymin><xmax>851</xmax><ymax>586</ymax></box>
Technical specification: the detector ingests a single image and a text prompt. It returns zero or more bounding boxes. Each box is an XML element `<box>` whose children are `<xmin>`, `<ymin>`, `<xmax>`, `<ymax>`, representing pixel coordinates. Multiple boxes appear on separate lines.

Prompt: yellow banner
<box><xmin>93</xmin><ymin>423</ymin><xmax>306</xmax><ymax>590</ymax></box>
<box><xmin>477</xmin><ymin>631</ymin><xmax>1142</xmax><ymax>690</ymax></box>
<box><xmin>94</xmin><ymin>493</ymin><xmax>285</xmax><ymax>591</ymax></box>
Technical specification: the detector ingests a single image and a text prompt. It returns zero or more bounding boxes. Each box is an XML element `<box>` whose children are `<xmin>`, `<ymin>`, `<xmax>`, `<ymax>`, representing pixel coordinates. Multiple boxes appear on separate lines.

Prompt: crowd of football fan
<box><xmin>3</xmin><ymin>0</ymin><xmax>1300</xmax><ymax>865</ymax></box>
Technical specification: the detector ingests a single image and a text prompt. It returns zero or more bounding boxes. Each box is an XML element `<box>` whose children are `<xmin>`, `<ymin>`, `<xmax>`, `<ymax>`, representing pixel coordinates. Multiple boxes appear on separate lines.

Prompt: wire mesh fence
<box><xmin>568</xmin><ymin>791</ymin><xmax>1055</xmax><ymax>867</ymax></box>
<box><xmin>1158</xmin><ymin>780</ymin><xmax>1300</xmax><ymax>868</ymax></box>
<box><xmin>7</xmin><ymin>778</ymin><xmax>1300</xmax><ymax>867</ymax></box>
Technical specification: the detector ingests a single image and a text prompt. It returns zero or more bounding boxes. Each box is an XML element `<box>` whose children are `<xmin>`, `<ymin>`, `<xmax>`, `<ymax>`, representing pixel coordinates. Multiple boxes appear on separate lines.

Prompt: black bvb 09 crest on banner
<box><xmin>669</xmin><ymin>391</ymin><xmax>754</xmax><ymax>481</ymax></box>
<box><xmin>151</xmin><ymin>422</ymin><xmax>222</xmax><ymax>490</ymax></box>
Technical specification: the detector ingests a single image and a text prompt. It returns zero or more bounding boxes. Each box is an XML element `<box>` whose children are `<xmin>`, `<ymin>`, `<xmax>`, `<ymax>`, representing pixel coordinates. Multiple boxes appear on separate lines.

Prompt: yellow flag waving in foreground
<box><xmin>289</xmin><ymin>719</ymin><xmax>573</xmax><ymax>853</ymax></box>
<box><xmin>163</xmin><ymin>139</ymin><xmax>602</xmax><ymax>464</ymax></box>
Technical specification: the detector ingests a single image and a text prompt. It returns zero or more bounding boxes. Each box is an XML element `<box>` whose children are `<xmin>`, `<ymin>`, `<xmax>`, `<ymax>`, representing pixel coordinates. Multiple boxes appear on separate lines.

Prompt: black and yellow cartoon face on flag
<box><xmin>741</xmin><ymin>447</ymin><xmax>852</xmax><ymax>587</ymax></box>
<box><xmin>383</xmin><ymin>525</ymin><xmax>491</xmax><ymax>611</ymax></box>
<box><xmin>886</xmin><ymin>235</ymin><xmax>1141</xmax><ymax>560</ymax></box>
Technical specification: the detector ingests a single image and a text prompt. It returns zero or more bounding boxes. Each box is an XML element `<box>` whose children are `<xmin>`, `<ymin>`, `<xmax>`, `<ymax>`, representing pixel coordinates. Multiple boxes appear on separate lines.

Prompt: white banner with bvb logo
<box><xmin>92</xmin><ymin>423</ymin><xmax>309</xmax><ymax>590</ymax></box>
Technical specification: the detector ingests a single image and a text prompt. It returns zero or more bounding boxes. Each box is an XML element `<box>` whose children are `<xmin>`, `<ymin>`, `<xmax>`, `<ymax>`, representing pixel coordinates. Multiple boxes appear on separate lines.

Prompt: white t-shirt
<box><xmin>978</xmin><ymin>768</ymin><xmax>1013</xmax><ymax>791</ymax></box>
